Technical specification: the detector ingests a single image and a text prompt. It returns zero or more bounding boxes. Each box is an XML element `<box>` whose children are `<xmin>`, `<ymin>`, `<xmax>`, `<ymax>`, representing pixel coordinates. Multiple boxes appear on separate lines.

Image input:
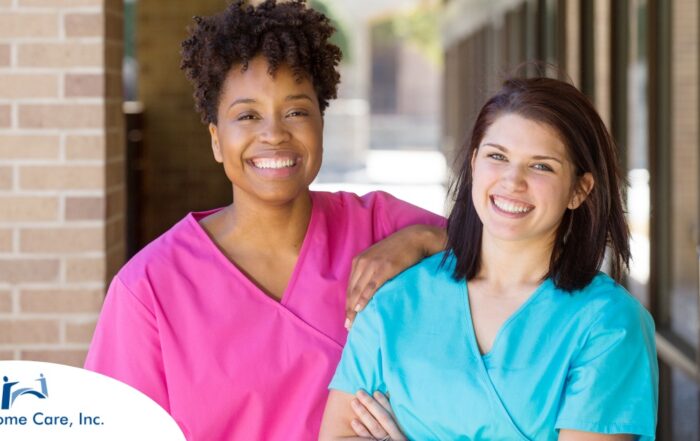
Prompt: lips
<box><xmin>250</xmin><ymin>157</ymin><xmax>297</xmax><ymax>169</ymax></box>
<box><xmin>246</xmin><ymin>151</ymin><xmax>301</xmax><ymax>178</ymax></box>
<box><xmin>490</xmin><ymin>195</ymin><xmax>534</xmax><ymax>215</ymax></box>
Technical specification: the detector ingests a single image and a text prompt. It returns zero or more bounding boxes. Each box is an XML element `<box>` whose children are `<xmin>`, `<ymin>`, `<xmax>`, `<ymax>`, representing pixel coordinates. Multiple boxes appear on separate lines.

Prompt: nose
<box><xmin>502</xmin><ymin>164</ymin><xmax>528</xmax><ymax>192</ymax></box>
<box><xmin>258</xmin><ymin>116</ymin><xmax>291</xmax><ymax>145</ymax></box>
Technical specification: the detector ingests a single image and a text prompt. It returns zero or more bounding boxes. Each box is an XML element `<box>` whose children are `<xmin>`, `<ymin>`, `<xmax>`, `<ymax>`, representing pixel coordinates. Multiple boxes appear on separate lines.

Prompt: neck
<box><xmin>475</xmin><ymin>233</ymin><xmax>554</xmax><ymax>291</ymax></box>
<box><xmin>222</xmin><ymin>190</ymin><xmax>313</xmax><ymax>251</ymax></box>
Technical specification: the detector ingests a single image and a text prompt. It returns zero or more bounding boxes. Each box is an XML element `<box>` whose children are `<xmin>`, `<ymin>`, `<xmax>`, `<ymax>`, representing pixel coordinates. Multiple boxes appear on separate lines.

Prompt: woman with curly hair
<box><xmin>84</xmin><ymin>1</ymin><xmax>445</xmax><ymax>440</ymax></box>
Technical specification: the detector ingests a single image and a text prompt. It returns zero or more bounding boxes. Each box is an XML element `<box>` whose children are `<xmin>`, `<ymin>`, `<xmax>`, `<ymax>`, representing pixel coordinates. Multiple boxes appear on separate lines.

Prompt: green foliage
<box><xmin>374</xmin><ymin>1</ymin><xmax>442</xmax><ymax>67</ymax></box>
<box><xmin>309</xmin><ymin>0</ymin><xmax>352</xmax><ymax>63</ymax></box>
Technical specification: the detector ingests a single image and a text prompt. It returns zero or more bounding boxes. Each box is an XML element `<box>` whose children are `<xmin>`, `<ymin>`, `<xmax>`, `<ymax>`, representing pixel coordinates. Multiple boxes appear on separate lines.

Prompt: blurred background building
<box><xmin>0</xmin><ymin>0</ymin><xmax>697</xmax><ymax>439</ymax></box>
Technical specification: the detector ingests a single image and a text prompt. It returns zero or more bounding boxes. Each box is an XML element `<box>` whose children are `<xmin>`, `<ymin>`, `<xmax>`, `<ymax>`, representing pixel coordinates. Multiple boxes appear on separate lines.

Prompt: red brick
<box><xmin>65</xmin><ymin>320</ymin><xmax>97</xmax><ymax>343</ymax></box>
<box><xmin>0</xmin><ymin>259</ymin><xmax>60</xmax><ymax>283</ymax></box>
<box><xmin>65</xmin><ymin>196</ymin><xmax>104</xmax><ymax>220</ymax></box>
<box><xmin>0</xmin><ymin>196</ymin><xmax>58</xmax><ymax>221</ymax></box>
<box><xmin>19</xmin><ymin>0</ymin><xmax>101</xmax><ymax>7</ymax></box>
<box><xmin>65</xmin><ymin>13</ymin><xmax>103</xmax><ymax>37</ymax></box>
<box><xmin>18</xmin><ymin>43</ymin><xmax>101</xmax><ymax>68</ymax></box>
<box><xmin>20</xmin><ymin>165</ymin><xmax>103</xmax><ymax>190</ymax></box>
<box><xmin>65</xmin><ymin>73</ymin><xmax>103</xmax><ymax>97</ymax></box>
<box><xmin>0</xmin><ymin>290</ymin><xmax>12</xmax><ymax>313</ymax></box>
<box><xmin>0</xmin><ymin>74</ymin><xmax>58</xmax><ymax>99</ymax></box>
<box><xmin>20</xmin><ymin>350</ymin><xmax>87</xmax><ymax>368</ymax></box>
<box><xmin>0</xmin><ymin>135</ymin><xmax>60</xmax><ymax>160</ymax></box>
<box><xmin>0</xmin><ymin>320</ymin><xmax>60</xmax><ymax>344</ymax></box>
<box><xmin>0</xmin><ymin>229</ymin><xmax>12</xmax><ymax>252</ymax></box>
<box><xmin>0</xmin><ymin>45</ymin><xmax>9</xmax><ymax>67</ymax></box>
<box><xmin>0</xmin><ymin>166</ymin><xmax>11</xmax><ymax>190</ymax></box>
<box><xmin>0</xmin><ymin>13</ymin><xmax>58</xmax><ymax>38</ymax></box>
<box><xmin>20</xmin><ymin>289</ymin><xmax>103</xmax><ymax>313</ymax></box>
<box><xmin>19</xmin><ymin>104</ymin><xmax>103</xmax><ymax>129</ymax></box>
<box><xmin>65</xmin><ymin>257</ymin><xmax>105</xmax><ymax>283</ymax></box>
<box><xmin>0</xmin><ymin>105</ymin><xmax>10</xmax><ymax>127</ymax></box>
<box><xmin>66</xmin><ymin>135</ymin><xmax>104</xmax><ymax>160</ymax></box>
<box><xmin>20</xmin><ymin>227</ymin><xmax>103</xmax><ymax>253</ymax></box>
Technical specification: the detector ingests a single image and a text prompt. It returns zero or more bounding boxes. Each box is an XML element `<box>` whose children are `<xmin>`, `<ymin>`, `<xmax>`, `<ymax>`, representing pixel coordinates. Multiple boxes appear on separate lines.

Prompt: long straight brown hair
<box><xmin>446</xmin><ymin>77</ymin><xmax>630</xmax><ymax>291</ymax></box>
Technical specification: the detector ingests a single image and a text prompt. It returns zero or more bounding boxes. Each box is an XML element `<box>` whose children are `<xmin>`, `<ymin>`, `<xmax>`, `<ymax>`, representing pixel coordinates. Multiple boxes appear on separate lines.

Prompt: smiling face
<box><xmin>471</xmin><ymin>113</ymin><xmax>593</xmax><ymax>248</ymax></box>
<box><xmin>208</xmin><ymin>56</ymin><xmax>323</xmax><ymax>208</ymax></box>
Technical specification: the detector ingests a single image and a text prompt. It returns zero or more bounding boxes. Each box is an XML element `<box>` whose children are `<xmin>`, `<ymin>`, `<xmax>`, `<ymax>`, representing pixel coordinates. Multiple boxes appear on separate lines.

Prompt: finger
<box><xmin>373</xmin><ymin>391</ymin><xmax>395</xmax><ymax>416</ymax></box>
<box><xmin>347</xmin><ymin>261</ymin><xmax>378</xmax><ymax>317</ymax></box>
<box><xmin>360</xmin><ymin>390</ymin><xmax>406</xmax><ymax>440</ymax></box>
<box><xmin>346</xmin><ymin>255</ymin><xmax>367</xmax><ymax>317</ymax></box>
<box><xmin>350</xmin><ymin>419</ymin><xmax>372</xmax><ymax>438</ymax></box>
<box><xmin>356</xmin><ymin>390</ymin><xmax>399</xmax><ymax>437</ymax></box>
<box><xmin>351</xmin><ymin>397</ymin><xmax>389</xmax><ymax>439</ymax></box>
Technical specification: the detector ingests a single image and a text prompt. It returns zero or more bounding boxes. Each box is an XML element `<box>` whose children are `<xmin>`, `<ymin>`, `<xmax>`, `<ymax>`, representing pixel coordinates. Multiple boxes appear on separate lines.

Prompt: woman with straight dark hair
<box><xmin>319</xmin><ymin>77</ymin><xmax>658</xmax><ymax>440</ymax></box>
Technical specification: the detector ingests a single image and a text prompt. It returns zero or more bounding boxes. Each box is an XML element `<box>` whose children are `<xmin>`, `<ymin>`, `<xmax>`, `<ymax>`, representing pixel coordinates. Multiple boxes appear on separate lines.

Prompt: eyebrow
<box><xmin>285</xmin><ymin>94</ymin><xmax>314</xmax><ymax>103</ymax></box>
<box><xmin>227</xmin><ymin>94</ymin><xmax>314</xmax><ymax>111</ymax></box>
<box><xmin>481</xmin><ymin>142</ymin><xmax>564</xmax><ymax>164</ymax></box>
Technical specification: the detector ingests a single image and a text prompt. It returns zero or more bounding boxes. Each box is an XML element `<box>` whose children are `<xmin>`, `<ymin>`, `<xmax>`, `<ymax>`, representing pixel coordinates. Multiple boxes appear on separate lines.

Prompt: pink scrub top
<box><xmin>85</xmin><ymin>191</ymin><xmax>444</xmax><ymax>440</ymax></box>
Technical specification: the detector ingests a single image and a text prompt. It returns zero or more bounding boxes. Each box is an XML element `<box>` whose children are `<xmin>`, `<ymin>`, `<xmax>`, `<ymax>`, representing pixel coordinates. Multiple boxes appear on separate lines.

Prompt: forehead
<box><xmin>220</xmin><ymin>56</ymin><xmax>317</xmax><ymax>100</ymax></box>
<box><xmin>481</xmin><ymin>113</ymin><xmax>568</xmax><ymax>158</ymax></box>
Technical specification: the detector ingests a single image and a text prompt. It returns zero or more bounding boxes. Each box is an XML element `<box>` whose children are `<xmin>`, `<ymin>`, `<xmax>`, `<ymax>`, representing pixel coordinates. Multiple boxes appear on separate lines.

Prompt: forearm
<box><xmin>407</xmin><ymin>224</ymin><xmax>446</xmax><ymax>257</ymax></box>
<box><xmin>558</xmin><ymin>429</ymin><xmax>633</xmax><ymax>441</ymax></box>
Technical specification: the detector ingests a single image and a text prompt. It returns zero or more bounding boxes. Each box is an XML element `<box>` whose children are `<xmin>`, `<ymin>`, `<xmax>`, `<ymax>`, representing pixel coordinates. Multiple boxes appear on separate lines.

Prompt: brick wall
<box><xmin>0</xmin><ymin>0</ymin><xmax>124</xmax><ymax>367</ymax></box>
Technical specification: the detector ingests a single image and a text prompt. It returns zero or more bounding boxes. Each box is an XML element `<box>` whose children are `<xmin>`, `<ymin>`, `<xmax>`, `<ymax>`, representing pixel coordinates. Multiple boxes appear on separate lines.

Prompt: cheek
<box><xmin>533</xmin><ymin>179</ymin><xmax>573</xmax><ymax>211</ymax></box>
<box><xmin>471</xmin><ymin>164</ymin><xmax>496</xmax><ymax>193</ymax></box>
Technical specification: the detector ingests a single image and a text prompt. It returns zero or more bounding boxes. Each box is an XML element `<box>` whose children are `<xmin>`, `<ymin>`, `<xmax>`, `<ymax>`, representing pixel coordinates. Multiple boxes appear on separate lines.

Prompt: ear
<box><xmin>209</xmin><ymin>123</ymin><xmax>223</xmax><ymax>163</ymax></box>
<box><xmin>568</xmin><ymin>172</ymin><xmax>594</xmax><ymax>209</ymax></box>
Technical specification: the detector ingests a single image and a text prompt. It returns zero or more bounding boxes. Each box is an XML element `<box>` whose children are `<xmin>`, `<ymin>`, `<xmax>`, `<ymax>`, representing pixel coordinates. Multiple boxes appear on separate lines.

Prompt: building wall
<box><xmin>0</xmin><ymin>0</ymin><xmax>125</xmax><ymax>367</ymax></box>
<box><xmin>136</xmin><ymin>0</ymin><xmax>230</xmax><ymax>246</ymax></box>
<box><xmin>671</xmin><ymin>0</ymin><xmax>698</xmax><ymax>286</ymax></box>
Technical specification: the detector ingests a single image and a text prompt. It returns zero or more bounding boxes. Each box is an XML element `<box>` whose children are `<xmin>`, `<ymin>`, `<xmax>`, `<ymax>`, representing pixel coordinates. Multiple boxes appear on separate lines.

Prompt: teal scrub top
<box><xmin>330</xmin><ymin>252</ymin><xmax>658</xmax><ymax>440</ymax></box>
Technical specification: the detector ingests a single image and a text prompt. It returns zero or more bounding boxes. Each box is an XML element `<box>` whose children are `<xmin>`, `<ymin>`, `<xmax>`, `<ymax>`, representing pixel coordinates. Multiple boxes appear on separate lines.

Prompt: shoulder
<box><xmin>568</xmin><ymin>273</ymin><xmax>655</xmax><ymax>339</ymax></box>
<box><xmin>312</xmin><ymin>190</ymin><xmax>409</xmax><ymax>211</ymax></box>
<box><xmin>578</xmin><ymin>273</ymin><xmax>651</xmax><ymax>317</ymax></box>
<box><xmin>116</xmin><ymin>213</ymin><xmax>203</xmax><ymax>290</ymax></box>
<box><xmin>370</xmin><ymin>251</ymin><xmax>459</xmax><ymax>312</ymax></box>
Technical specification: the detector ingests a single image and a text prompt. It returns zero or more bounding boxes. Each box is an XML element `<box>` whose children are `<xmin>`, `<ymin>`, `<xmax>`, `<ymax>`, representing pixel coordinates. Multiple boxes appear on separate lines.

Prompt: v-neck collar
<box><xmin>186</xmin><ymin>192</ymin><xmax>320</xmax><ymax>307</ymax></box>
<box><xmin>468</xmin><ymin>279</ymin><xmax>551</xmax><ymax>359</ymax></box>
<box><xmin>460</xmin><ymin>279</ymin><xmax>548</xmax><ymax>441</ymax></box>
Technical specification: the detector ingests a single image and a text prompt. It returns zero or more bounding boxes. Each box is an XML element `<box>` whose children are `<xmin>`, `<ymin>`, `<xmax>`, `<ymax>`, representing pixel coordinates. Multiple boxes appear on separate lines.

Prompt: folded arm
<box><xmin>319</xmin><ymin>389</ymin><xmax>406</xmax><ymax>441</ymax></box>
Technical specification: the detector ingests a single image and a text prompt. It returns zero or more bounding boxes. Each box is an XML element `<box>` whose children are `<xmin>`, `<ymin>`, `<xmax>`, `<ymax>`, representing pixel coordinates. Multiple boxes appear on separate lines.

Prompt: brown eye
<box><xmin>286</xmin><ymin>110</ymin><xmax>308</xmax><ymax>118</ymax></box>
<box><xmin>237</xmin><ymin>113</ymin><xmax>257</xmax><ymax>121</ymax></box>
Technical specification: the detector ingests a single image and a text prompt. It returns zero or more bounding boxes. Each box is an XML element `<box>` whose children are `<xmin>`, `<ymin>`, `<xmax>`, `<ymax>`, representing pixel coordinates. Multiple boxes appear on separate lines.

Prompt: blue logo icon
<box><xmin>1</xmin><ymin>374</ymin><xmax>49</xmax><ymax>410</ymax></box>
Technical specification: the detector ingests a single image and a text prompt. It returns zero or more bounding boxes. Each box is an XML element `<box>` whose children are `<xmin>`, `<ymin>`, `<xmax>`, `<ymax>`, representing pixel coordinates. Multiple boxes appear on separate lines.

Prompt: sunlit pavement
<box><xmin>311</xmin><ymin>149</ymin><xmax>448</xmax><ymax>216</ymax></box>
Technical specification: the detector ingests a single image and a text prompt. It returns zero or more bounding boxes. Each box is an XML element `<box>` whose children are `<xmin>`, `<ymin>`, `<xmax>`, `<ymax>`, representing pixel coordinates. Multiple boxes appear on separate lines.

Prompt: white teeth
<box><xmin>252</xmin><ymin>158</ymin><xmax>296</xmax><ymax>169</ymax></box>
<box><xmin>493</xmin><ymin>197</ymin><xmax>532</xmax><ymax>214</ymax></box>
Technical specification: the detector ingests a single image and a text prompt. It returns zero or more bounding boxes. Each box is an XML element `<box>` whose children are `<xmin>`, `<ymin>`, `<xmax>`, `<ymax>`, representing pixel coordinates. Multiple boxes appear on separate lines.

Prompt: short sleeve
<box><xmin>364</xmin><ymin>191</ymin><xmax>446</xmax><ymax>239</ymax></box>
<box><xmin>84</xmin><ymin>276</ymin><xmax>170</xmax><ymax>412</ymax></box>
<box><xmin>555</xmin><ymin>296</ymin><xmax>658</xmax><ymax>439</ymax></box>
<box><xmin>329</xmin><ymin>299</ymin><xmax>386</xmax><ymax>395</ymax></box>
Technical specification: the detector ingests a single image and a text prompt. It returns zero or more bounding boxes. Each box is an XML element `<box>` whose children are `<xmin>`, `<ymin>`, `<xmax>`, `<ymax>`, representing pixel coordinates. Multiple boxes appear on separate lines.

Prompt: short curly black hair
<box><xmin>180</xmin><ymin>0</ymin><xmax>342</xmax><ymax>124</ymax></box>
